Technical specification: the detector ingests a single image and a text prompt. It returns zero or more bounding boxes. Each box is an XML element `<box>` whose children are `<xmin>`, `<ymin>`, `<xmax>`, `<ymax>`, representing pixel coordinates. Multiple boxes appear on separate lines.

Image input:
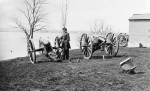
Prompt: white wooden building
<box><xmin>129</xmin><ymin>13</ymin><xmax>150</xmax><ymax>47</ymax></box>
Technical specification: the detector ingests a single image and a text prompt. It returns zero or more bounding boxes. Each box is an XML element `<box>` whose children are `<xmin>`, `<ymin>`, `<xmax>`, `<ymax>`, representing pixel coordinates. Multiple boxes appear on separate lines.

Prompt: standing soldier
<box><xmin>60</xmin><ymin>27</ymin><xmax>71</xmax><ymax>60</ymax></box>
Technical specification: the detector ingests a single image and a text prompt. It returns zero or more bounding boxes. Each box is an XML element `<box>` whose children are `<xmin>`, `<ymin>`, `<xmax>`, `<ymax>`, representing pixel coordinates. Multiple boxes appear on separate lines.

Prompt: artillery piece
<box><xmin>27</xmin><ymin>37</ymin><xmax>63</xmax><ymax>64</ymax></box>
<box><xmin>80</xmin><ymin>32</ymin><xmax>119</xmax><ymax>59</ymax></box>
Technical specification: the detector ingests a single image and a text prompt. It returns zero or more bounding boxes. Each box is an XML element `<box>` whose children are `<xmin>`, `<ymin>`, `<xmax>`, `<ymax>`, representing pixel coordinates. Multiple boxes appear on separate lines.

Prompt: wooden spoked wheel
<box><xmin>80</xmin><ymin>34</ymin><xmax>93</xmax><ymax>59</ymax></box>
<box><xmin>53</xmin><ymin>37</ymin><xmax>63</xmax><ymax>61</ymax></box>
<box><xmin>28</xmin><ymin>39</ymin><xmax>36</xmax><ymax>64</ymax></box>
<box><xmin>118</xmin><ymin>33</ymin><xmax>128</xmax><ymax>47</ymax></box>
<box><xmin>105</xmin><ymin>33</ymin><xmax>119</xmax><ymax>57</ymax></box>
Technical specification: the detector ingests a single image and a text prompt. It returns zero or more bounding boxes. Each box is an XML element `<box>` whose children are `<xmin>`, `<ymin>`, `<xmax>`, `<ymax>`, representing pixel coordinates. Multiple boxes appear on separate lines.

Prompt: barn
<box><xmin>129</xmin><ymin>13</ymin><xmax>150</xmax><ymax>47</ymax></box>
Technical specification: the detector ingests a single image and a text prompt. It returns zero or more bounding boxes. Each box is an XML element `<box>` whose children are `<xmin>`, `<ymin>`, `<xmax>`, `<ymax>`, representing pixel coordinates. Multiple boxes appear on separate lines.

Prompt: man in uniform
<box><xmin>60</xmin><ymin>27</ymin><xmax>71</xmax><ymax>60</ymax></box>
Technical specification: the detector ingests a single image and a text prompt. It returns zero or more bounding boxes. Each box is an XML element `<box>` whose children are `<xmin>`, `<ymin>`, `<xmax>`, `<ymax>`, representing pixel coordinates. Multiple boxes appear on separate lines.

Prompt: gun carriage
<box><xmin>80</xmin><ymin>32</ymin><xmax>119</xmax><ymax>59</ymax></box>
<box><xmin>27</xmin><ymin>37</ymin><xmax>63</xmax><ymax>64</ymax></box>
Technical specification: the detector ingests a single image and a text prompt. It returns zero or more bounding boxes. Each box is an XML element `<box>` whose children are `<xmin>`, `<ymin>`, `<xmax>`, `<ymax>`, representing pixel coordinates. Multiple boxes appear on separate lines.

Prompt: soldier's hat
<box><xmin>62</xmin><ymin>27</ymin><xmax>67</xmax><ymax>32</ymax></box>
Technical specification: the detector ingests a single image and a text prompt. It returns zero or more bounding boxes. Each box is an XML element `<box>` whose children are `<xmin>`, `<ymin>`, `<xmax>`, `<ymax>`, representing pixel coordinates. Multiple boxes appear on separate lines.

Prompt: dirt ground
<box><xmin>0</xmin><ymin>47</ymin><xmax>150</xmax><ymax>91</ymax></box>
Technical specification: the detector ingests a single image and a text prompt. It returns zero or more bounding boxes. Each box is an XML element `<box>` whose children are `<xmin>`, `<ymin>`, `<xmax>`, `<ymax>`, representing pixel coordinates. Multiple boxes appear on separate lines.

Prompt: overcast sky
<box><xmin>0</xmin><ymin>0</ymin><xmax>150</xmax><ymax>33</ymax></box>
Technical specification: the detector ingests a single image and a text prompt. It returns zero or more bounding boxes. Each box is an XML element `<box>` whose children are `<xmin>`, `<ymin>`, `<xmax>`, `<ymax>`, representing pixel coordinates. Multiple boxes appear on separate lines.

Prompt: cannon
<box><xmin>117</xmin><ymin>33</ymin><xmax>129</xmax><ymax>47</ymax></box>
<box><xmin>27</xmin><ymin>37</ymin><xmax>63</xmax><ymax>64</ymax></box>
<box><xmin>80</xmin><ymin>32</ymin><xmax>119</xmax><ymax>59</ymax></box>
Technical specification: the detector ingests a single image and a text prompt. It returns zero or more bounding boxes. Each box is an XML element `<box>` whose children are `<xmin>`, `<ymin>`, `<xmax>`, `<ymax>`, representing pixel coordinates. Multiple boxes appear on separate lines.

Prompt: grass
<box><xmin>0</xmin><ymin>47</ymin><xmax>150</xmax><ymax>91</ymax></box>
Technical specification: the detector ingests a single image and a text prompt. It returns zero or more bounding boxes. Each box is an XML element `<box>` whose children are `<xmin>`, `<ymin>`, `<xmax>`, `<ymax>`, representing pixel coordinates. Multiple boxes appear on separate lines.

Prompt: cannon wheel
<box><xmin>118</xmin><ymin>33</ymin><xmax>128</xmax><ymax>47</ymax></box>
<box><xmin>80</xmin><ymin>34</ymin><xmax>93</xmax><ymax>59</ymax></box>
<box><xmin>53</xmin><ymin>37</ymin><xmax>63</xmax><ymax>61</ymax></box>
<box><xmin>28</xmin><ymin>39</ymin><xmax>36</xmax><ymax>64</ymax></box>
<box><xmin>105</xmin><ymin>33</ymin><xmax>119</xmax><ymax>57</ymax></box>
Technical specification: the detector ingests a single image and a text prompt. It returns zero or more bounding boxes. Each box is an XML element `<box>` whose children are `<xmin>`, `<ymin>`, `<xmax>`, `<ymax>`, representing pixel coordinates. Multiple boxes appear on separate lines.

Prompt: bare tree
<box><xmin>61</xmin><ymin>0</ymin><xmax>69</xmax><ymax>28</ymax></box>
<box><xmin>13</xmin><ymin>0</ymin><xmax>47</xmax><ymax>39</ymax></box>
<box><xmin>90</xmin><ymin>20</ymin><xmax>113</xmax><ymax>37</ymax></box>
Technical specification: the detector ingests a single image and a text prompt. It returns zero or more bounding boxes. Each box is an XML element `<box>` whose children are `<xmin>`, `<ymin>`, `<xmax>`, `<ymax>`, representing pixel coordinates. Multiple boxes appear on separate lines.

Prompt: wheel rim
<box><xmin>28</xmin><ymin>39</ymin><xmax>36</xmax><ymax>64</ymax></box>
<box><xmin>105</xmin><ymin>45</ymin><xmax>113</xmax><ymax>56</ymax></box>
<box><xmin>113</xmin><ymin>37</ymin><xmax>119</xmax><ymax>56</ymax></box>
<box><xmin>105</xmin><ymin>34</ymin><xmax>119</xmax><ymax>57</ymax></box>
<box><xmin>80</xmin><ymin>34</ymin><xmax>87</xmax><ymax>52</ymax></box>
<box><xmin>80</xmin><ymin>34</ymin><xmax>93</xmax><ymax>59</ymax></box>
<box><xmin>118</xmin><ymin>34</ymin><xmax>128</xmax><ymax>47</ymax></box>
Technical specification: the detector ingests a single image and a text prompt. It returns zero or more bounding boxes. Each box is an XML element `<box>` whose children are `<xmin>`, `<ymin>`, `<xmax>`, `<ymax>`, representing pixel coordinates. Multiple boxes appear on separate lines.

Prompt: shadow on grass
<box><xmin>90</xmin><ymin>56</ymin><xmax>103</xmax><ymax>59</ymax></box>
<box><xmin>119</xmin><ymin>70</ymin><xmax>145</xmax><ymax>75</ymax></box>
<box><xmin>37</xmin><ymin>59</ymin><xmax>71</xmax><ymax>64</ymax></box>
<box><xmin>114</xmin><ymin>55</ymin><xmax>125</xmax><ymax>58</ymax></box>
<box><xmin>36</xmin><ymin>60</ymin><xmax>51</xmax><ymax>63</ymax></box>
<box><xmin>136</xmin><ymin>71</ymin><xmax>145</xmax><ymax>74</ymax></box>
<box><xmin>70</xmin><ymin>57</ymin><xmax>83</xmax><ymax>60</ymax></box>
<box><xmin>90</xmin><ymin>55</ymin><xmax>125</xmax><ymax>59</ymax></box>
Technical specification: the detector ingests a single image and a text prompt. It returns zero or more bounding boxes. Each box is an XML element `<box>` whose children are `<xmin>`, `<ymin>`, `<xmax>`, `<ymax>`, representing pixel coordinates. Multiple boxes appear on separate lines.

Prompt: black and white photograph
<box><xmin>0</xmin><ymin>0</ymin><xmax>150</xmax><ymax>90</ymax></box>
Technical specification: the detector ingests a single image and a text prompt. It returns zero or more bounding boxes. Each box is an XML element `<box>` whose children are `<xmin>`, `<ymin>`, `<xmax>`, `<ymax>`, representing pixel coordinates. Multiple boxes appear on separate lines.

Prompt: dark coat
<box><xmin>60</xmin><ymin>32</ymin><xmax>71</xmax><ymax>49</ymax></box>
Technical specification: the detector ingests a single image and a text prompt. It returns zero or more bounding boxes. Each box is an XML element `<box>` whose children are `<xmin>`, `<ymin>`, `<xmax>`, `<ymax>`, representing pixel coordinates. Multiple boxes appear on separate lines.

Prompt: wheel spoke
<box><xmin>28</xmin><ymin>39</ymin><xmax>36</xmax><ymax>64</ymax></box>
<box><xmin>85</xmin><ymin>48</ymin><xmax>88</xmax><ymax>57</ymax></box>
<box><xmin>109</xmin><ymin>47</ymin><xmax>112</xmax><ymax>56</ymax></box>
<box><xmin>105</xmin><ymin>34</ymin><xmax>119</xmax><ymax>57</ymax></box>
<box><xmin>86</xmin><ymin>48</ymin><xmax>89</xmax><ymax>57</ymax></box>
<box><xmin>83</xmin><ymin>47</ymin><xmax>87</xmax><ymax>55</ymax></box>
<box><xmin>80</xmin><ymin>34</ymin><xmax>93</xmax><ymax>59</ymax></box>
<box><xmin>83</xmin><ymin>47</ymin><xmax>87</xmax><ymax>52</ymax></box>
<box><xmin>87</xmin><ymin>47</ymin><xmax>92</xmax><ymax>54</ymax></box>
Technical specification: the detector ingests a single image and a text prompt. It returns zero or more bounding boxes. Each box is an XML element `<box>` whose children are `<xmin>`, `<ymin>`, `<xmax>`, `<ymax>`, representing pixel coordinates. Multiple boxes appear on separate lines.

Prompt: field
<box><xmin>0</xmin><ymin>47</ymin><xmax>150</xmax><ymax>91</ymax></box>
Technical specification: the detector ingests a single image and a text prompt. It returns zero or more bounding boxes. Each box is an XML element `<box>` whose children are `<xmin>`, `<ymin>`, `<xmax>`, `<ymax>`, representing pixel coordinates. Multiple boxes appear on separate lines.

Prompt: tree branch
<box><xmin>13</xmin><ymin>0</ymin><xmax>47</xmax><ymax>38</ymax></box>
<box><xmin>34</xmin><ymin>25</ymin><xmax>46</xmax><ymax>32</ymax></box>
<box><xmin>13</xmin><ymin>18</ymin><xmax>29</xmax><ymax>38</ymax></box>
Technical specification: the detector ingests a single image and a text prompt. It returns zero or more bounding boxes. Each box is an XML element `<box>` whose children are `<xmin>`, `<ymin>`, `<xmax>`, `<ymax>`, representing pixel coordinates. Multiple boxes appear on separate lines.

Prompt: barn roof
<box><xmin>129</xmin><ymin>13</ymin><xmax>150</xmax><ymax>20</ymax></box>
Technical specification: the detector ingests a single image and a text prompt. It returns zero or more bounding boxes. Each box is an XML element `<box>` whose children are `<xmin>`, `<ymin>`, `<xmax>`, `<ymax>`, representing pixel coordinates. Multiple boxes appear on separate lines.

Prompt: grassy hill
<box><xmin>0</xmin><ymin>47</ymin><xmax>150</xmax><ymax>91</ymax></box>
